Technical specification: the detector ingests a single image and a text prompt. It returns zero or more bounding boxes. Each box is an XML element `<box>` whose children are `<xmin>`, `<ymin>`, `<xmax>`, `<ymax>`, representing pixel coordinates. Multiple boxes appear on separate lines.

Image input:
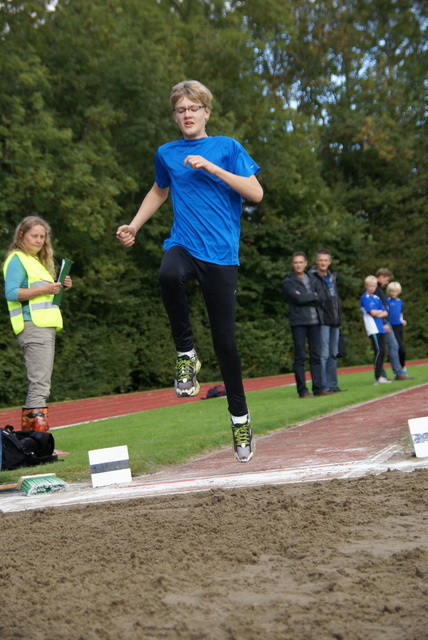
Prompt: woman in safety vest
<box><xmin>3</xmin><ymin>216</ymin><xmax>72</xmax><ymax>432</ymax></box>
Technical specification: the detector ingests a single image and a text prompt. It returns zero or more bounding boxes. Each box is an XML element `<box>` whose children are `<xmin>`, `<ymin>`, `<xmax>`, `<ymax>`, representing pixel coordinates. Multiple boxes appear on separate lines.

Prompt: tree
<box><xmin>0</xmin><ymin>0</ymin><xmax>425</xmax><ymax>406</ymax></box>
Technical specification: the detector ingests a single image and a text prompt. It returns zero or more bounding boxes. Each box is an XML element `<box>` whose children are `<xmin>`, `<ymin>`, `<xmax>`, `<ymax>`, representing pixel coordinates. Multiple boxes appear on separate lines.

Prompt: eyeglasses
<box><xmin>173</xmin><ymin>105</ymin><xmax>206</xmax><ymax>114</ymax></box>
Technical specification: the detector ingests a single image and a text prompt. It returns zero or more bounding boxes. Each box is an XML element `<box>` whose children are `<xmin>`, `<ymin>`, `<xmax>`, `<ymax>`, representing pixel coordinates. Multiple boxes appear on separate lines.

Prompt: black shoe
<box><xmin>314</xmin><ymin>390</ymin><xmax>335</xmax><ymax>396</ymax></box>
<box><xmin>299</xmin><ymin>392</ymin><xmax>314</xmax><ymax>398</ymax></box>
<box><xmin>331</xmin><ymin>387</ymin><xmax>347</xmax><ymax>393</ymax></box>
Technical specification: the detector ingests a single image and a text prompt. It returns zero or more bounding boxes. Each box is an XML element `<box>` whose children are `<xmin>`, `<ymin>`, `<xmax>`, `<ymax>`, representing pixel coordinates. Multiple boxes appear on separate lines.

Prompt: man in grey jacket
<box><xmin>309</xmin><ymin>248</ymin><xmax>345</xmax><ymax>393</ymax></box>
<box><xmin>283</xmin><ymin>252</ymin><xmax>331</xmax><ymax>398</ymax></box>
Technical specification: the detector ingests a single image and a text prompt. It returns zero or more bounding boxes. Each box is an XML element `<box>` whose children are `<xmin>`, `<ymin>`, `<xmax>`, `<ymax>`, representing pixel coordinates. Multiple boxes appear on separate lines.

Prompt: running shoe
<box><xmin>174</xmin><ymin>352</ymin><xmax>201</xmax><ymax>397</ymax></box>
<box><xmin>374</xmin><ymin>376</ymin><xmax>392</xmax><ymax>385</ymax></box>
<box><xmin>231</xmin><ymin>415</ymin><xmax>254</xmax><ymax>463</ymax></box>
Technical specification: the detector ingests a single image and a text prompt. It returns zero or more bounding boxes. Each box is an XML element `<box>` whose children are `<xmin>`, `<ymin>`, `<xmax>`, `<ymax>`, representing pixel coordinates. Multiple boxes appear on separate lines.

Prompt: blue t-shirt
<box><xmin>154</xmin><ymin>135</ymin><xmax>260</xmax><ymax>265</ymax></box>
<box><xmin>386</xmin><ymin>297</ymin><xmax>403</xmax><ymax>325</ymax></box>
<box><xmin>360</xmin><ymin>292</ymin><xmax>386</xmax><ymax>336</ymax></box>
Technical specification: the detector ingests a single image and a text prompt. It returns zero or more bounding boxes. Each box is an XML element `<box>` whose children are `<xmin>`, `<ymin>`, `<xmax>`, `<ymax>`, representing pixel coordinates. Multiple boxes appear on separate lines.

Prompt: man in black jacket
<box><xmin>283</xmin><ymin>252</ymin><xmax>331</xmax><ymax>398</ymax></box>
<box><xmin>310</xmin><ymin>249</ymin><xmax>345</xmax><ymax>393</ymax></box>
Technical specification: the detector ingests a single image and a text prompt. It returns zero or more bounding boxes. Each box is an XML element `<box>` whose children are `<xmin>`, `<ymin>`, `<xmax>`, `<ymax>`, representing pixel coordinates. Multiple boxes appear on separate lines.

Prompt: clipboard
<box><xmin>52</xmin><ymin>258</ymin><xmax>73</xmax><ymax>306</ymax></box>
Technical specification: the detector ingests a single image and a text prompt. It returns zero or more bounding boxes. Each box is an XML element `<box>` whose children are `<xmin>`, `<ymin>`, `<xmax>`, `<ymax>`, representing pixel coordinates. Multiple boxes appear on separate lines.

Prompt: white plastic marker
<box><xmin>88</xmin><ymin>445</ymin><xmax>132</xmax><ymax>487</ymax></box>
<box><xmin>408</xmin><ymin>417</ymin><xmax>428</xmax><ymax>458</ymax></box>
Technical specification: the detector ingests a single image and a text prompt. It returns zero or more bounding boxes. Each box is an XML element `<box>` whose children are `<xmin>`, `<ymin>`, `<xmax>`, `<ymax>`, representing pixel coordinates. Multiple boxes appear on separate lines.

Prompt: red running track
<box><xmin>0</xmin><ymin>361</ymin><xmax>426</xmax><ymax>430</ymax></box>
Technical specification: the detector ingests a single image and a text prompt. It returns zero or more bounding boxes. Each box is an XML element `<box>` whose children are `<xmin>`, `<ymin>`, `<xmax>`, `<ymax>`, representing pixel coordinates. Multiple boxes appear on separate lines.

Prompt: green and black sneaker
<box><xmin>174</xmin><ymin>352</ymin><xmax>201</xmax><ymax>397</ymax></box>
<box><xmin>231</xmin><ymin>415</ymin><xmax>254</xmax><ymax>463</ymax></box>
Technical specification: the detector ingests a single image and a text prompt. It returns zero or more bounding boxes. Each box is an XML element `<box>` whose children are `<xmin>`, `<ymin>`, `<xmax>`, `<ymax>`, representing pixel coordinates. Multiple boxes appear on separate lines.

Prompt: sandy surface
<box><xmin>1</xmin><ymin>468</ymin><xmax>427</xmax><ymax>640</ymax></box>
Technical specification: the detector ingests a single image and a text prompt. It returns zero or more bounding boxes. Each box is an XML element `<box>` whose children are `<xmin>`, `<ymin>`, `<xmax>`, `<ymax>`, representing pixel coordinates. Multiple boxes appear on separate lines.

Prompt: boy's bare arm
<box><xmin>116</xmin><ymin>183</ymin><xmax>169</xmax><ymax>246</ymax></box>
<box><xmin>183</xmin><ymin>155</ymin><xmax>263</xmax><ymax>203</ymax></box>
<box><xmin>369</xmin><ymin>309</ymin><xmax>388</xmax><ymax>318</ymax></box>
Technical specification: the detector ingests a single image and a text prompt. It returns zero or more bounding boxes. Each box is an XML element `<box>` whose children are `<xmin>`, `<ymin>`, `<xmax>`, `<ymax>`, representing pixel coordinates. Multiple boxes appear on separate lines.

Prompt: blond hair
<box><xmin>364</xmin><ymin>275</ymin><xmax>377</xmax><ymax>287</ymax></box>
<box><xmin>170</xmin><ymin>80</ymin><xmax>213</xmax><ymax>110</ymax></box>
<box><xmin>7</xmin><ymin>216</ymin><xmax>56</xmax><ymax>277</ymax></box>
<box><xmin>387</xmin><ymin>281</ymin><xmax>402</xmax><ymax>295</ymax></box>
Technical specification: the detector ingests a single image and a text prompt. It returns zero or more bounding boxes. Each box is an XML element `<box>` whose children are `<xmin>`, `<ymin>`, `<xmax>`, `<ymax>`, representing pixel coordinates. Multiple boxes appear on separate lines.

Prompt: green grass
<box><xmin>1</xmin><ymin>364</ymin><xmax>427</xmax><ymax>484</ymax></box>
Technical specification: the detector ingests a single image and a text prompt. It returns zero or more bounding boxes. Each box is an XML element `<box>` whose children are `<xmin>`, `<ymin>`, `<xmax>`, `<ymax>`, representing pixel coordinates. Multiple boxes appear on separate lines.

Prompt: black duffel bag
<box><xmin>1</xmin><ymin>426</ymin><xmax>58</xmax><ymax>471</ymax></box>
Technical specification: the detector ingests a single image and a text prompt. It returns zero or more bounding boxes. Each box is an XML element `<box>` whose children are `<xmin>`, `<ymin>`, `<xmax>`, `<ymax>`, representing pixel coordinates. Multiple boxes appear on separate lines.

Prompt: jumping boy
<box><xmin>116</xmin><ymin>80</ymin><xmax>263</xmax><ymax>463</ymax></box>
<box><xmin>360</xmin><ymin>275</ymin><xmax>390</xmax><ymax>385</ymax></box>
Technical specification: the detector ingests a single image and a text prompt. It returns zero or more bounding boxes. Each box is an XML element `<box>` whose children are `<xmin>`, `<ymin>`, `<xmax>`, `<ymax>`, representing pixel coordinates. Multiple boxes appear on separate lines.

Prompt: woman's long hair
<box><xmin>7</xmin><ymin>216</ymin><xmax>56</xmax><ymax>277</ymax></box>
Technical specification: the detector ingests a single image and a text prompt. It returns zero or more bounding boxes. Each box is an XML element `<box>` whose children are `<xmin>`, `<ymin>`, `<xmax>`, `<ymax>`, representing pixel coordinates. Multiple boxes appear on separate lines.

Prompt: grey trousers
<box><xmin>17</xmin><ymin>321</ymin><xmax>56</xmax><ymax>407</ymax></box>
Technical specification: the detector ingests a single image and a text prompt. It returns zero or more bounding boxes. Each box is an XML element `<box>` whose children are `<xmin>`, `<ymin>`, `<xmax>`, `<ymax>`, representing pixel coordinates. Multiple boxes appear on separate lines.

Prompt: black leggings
<box><xmin>158</xmin><ymin>246</ymin><xmax>247</xmax><ymax>416</ymax></box>
<box><xmin>370</xmin><ymin>333</ymin><xmax>386</xmax><ymax>380</ymax></box>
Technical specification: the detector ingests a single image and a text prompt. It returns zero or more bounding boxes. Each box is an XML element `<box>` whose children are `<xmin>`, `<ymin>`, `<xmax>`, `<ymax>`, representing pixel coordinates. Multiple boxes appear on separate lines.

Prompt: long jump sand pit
<box><xmin>1</xmin><ymin>468</ymin><xmax>427</xmax><ymax>640</ymax></box>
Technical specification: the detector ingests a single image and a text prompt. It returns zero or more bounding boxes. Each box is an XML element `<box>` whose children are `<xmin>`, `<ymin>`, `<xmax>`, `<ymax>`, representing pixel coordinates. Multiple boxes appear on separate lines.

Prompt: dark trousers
<box><xmin>370</xmin><ymin>333</ymin><xmax>386</xmax><ymax>379</ymax></box>
<box><xmin>158</xmin><ymin>246</ymin><xmax>247</xmax><ymax>416</ymax></box>
<box><xmin>392</xmin><ymin>324</ymin><xmax>406</xmax><ymax>368</ymax></box>
<box><xmin>291</xmin><ymin>324</ymin><xmax>323</xmax><ymax>396</ymax></box>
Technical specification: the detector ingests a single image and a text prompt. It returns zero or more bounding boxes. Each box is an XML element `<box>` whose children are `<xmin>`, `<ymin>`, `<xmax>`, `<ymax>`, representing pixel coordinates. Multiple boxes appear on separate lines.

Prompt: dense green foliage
<box><xmin>1</xmin><ymin>0</ymin><xmax>427</xmax><ymax>406</ymax></box>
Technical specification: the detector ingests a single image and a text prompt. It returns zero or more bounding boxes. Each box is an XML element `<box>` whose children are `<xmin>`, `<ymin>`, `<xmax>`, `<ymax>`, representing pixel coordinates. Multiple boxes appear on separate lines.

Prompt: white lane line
<box><xmin>1</xmin><ymin>455</ymin><xmax>427</xmax><ymax>514</ymax></box>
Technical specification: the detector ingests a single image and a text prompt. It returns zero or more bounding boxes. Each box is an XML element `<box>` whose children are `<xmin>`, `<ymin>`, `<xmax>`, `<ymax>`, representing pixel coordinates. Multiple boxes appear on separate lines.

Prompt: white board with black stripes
<box><xmin>88</xmin><ymin>445</ymin><xmax>132</xmax><ymax>487</ymax></box>
<box><xmin>408</xmin><ymin>417</ymin><xmax>428</xmax><ymax>459</ymax></box>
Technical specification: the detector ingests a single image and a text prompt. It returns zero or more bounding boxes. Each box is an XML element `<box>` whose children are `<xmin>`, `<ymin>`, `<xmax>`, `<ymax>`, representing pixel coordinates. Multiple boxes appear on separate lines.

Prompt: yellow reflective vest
<box><xmin>3</xmin><ymin>251</ymin><xmax>63</xmax><ymax>335</ymax></box>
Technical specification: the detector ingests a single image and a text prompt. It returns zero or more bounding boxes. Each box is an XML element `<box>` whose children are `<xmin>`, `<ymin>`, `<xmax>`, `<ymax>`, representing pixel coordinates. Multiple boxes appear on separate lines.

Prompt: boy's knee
<box><xmin>159</xmin><ymin>263</ymin><xmax>185</xmax><ymax>287</ymax></box>
<box><xmin>214</xmin><ymin>337</ymin><xmax>239</xmax><ymax>360</ymax></box>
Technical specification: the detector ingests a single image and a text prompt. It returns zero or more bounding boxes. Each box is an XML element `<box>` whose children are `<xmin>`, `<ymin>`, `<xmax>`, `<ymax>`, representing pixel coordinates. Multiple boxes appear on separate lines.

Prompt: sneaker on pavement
<box><xmin>174</xmin><ymin>352</ymin><xmax>201</xmax><ymax>397</ymax></box>
<box><xmin>374</xmin><ymin>376</ymin><xmax>392</xmax><ymax>385</ymax></box>
<box><xmin>231</xmin><ymin>416</ymin><xmax>254</xmax><ymax>463</ymax></box>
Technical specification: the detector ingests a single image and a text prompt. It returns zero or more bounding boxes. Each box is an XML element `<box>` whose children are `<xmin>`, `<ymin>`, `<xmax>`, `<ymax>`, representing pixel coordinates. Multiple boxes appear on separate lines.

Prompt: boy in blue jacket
<box><xmin>360</xmin><ymin>275</ymin><xmax>390</xmax><ymax>385</ymax></box>
<box><xmin>387</xmin><ymin>281</ymin><xmax>407</xmax><ymax>373</ymax></box>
